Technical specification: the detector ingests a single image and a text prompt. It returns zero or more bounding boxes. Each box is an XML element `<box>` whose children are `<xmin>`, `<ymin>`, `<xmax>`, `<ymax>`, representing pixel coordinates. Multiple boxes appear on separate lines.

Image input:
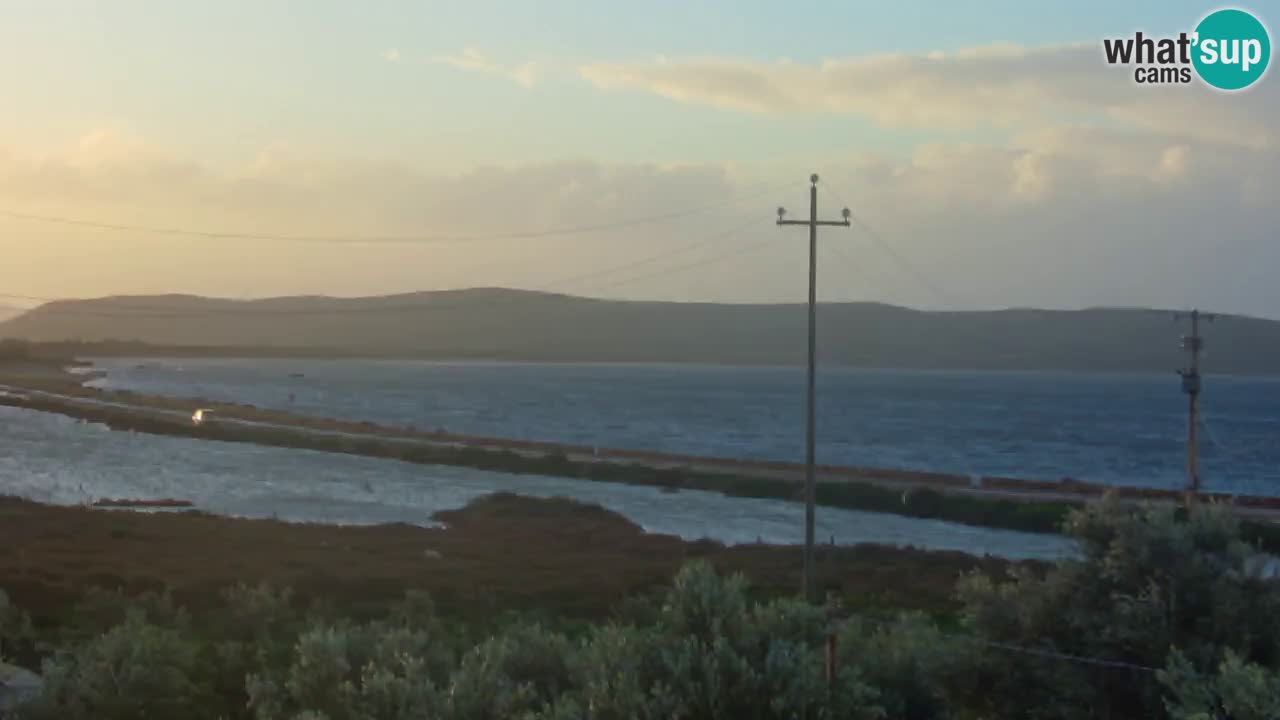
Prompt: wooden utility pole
<box><xmin>1176</xmin><ymin>309</ymin><xmax>1213</xmax><ymax>505</ymax></box>
<box><xmin>776</xmin><ymin>174</ymin><xmax>851</xmax><ymax>603</ymax></box>
<box><xmin>824</xmin><ymin>589</ymin><xmax>846</xmax><ymax>695</ymax></box>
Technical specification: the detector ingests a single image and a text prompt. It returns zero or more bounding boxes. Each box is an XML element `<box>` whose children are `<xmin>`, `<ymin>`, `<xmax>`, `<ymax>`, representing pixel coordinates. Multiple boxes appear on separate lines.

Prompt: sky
<box><xmin>0</xmin><ymin>1</ymin><xmax>1277</xmax><ymax>317</ymax></box>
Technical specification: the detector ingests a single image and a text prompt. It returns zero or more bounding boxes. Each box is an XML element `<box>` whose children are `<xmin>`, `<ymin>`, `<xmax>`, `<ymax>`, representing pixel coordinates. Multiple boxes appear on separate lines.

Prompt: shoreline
<box><xmin>3</xmin><ymin>370</ymin><xmax>1280</xmax><ymax>554</ymax></box>
<box><xmin>10</xmin><ymin>361</ymin><xmax>1280</xmax><ymax>511</ymax></box>
<box><xmin>67</xmin><ymin>352</ymin><xmax>1280</xmax><ymax>378</ymax></box>
<box><xmin>10</xmin><ymin>337</ymin><xmax>1280</xmax><ymax>376</ymax></box>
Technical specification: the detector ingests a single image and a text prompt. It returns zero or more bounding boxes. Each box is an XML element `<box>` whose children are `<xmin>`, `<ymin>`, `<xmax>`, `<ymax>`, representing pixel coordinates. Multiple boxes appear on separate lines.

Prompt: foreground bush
<box><xmin>5</xmin><ymin>496</ymin><xmax>1280</xmax><ymax>719</ymax></box>
<box><xmin>21</xmin><ymin>615</ymin><xmax>209</xmax><ymax>720</ymax></box>
<box><xmin>0</xmin><ymin>589</ymin><xmax>36</xmax><ymax>663</ymax></box>
<box><xmin>246</xmin><ymin>623</ymin><xmax>443</xmax><ymax>720</ymax></box>
<box><xmin>1161</xmin><ymin>650</ymin><xmax>1280</xmax><ymax>720</ymax></box>
<box><xmin>956</xmin><ymin>497</ymin><xmax>1280</xmax><ymax>719</ymax></box>
<box><xmin>557</xmin><ymin>562</ymin><xmax>881</xmax><ymax>720</ymax></box>
<box><xmin>240</xmin><ymin>563</ymin><xmax>883</xmax><ymax>720</ymax></box>
<box><xmin>837</xmin><ymin>613</ymin><xmax>968</xmax><ymax>720</ymax></box>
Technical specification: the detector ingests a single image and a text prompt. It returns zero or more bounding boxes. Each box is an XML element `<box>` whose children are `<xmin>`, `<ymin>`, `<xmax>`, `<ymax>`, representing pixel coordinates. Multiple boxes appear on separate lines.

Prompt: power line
<box><xmin>817</xmin><ymin>177</ymin><xmax>960</xmax><ymax>307</ymax></box>
<box><xmin>0</xmin><ymin>218</ymin><xmax>769</xmax><ymax>319</ymax></box>
<box><xmin>975</xmin><ymin>639</ymin><xmax>1159</xmax><ymax>673</ymax></box>
<box><xmin>846</xmin><ymin>612</ymin><xmax>1160</xmax><ymax>674</ymax></box>
<box><xmin>1199</xmin><ymin>412</ymin><xmax>1256</xmax><ymax>460</ymax></box>
<box><xmin>822</xmin><ymin>242</ymin><xmax>866</xmax><ymax>297</ymax></box>
<box><xmin>581</xmin><ymin>222</ymin><xmax>774</xmax><ymax>294</ymax></box>
<box><xmin>810</xmin><ymin>184</ymin><xmax>992</xmax><ymax>506</ymax></box>
<box><xmin>0</xmin><ymin>180</ymin><xmax>793</xmax><ymax>246</ymax></box>
<box><xmin>507</xmin><ymin>218</ymin><xmax>764</xmax><ymax>293</ymax></box>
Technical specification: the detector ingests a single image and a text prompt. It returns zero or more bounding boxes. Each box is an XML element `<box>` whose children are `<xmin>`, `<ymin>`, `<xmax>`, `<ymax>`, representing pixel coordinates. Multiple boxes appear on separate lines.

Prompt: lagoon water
<box><xmin>0</xmin><ymin>406</ymin><xmax>1073</xmax><ymax>560</ymax></box>
<box><xmin>88</xmin><ymin>358</ymin><xmax>1280</xmax><ymax>496</ymax></box>
<box><xmin>4</xmin><ymin>358</ymin><xmax>1277</xmax><ymax>561</ymax></box>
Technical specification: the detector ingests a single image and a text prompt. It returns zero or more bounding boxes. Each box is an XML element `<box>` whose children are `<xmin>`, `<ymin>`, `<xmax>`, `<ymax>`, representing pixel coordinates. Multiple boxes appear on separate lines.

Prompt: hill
<box><xmin>2</xmin><ymin>288</ymin><xmax>1277</xmax><ymax>374</ymax></box>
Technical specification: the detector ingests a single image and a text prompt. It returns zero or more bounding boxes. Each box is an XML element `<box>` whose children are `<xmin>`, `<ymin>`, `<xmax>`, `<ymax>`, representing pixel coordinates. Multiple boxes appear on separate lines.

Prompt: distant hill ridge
<box><xmin>3</xmin><ymin>288</ymin><xmax>1278</xmax><ymax>374</ymax></box>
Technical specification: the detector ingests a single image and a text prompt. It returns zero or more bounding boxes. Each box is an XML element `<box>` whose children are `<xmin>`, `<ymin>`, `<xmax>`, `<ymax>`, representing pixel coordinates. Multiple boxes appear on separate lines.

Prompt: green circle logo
<box><xmin>1192</xmin><ymin>9</ymin><xmax>1271</xmax><ymax>91</ymax></box>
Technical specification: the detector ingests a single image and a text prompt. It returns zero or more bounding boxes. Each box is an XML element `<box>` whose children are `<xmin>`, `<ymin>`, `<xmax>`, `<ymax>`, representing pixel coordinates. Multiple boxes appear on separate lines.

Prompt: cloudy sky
<box><xmin>1</xmin><ymin>1</ymin><xmax>1276</xmax><ymax>317</ymax></box>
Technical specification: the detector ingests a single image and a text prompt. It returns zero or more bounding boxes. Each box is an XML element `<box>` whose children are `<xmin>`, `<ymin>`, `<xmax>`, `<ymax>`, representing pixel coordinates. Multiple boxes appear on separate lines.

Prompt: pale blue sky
<box><xmin>0</xmin><ymin>0</ymin><xmax>1227</xmax><ymax>168</ymax></box>
<box><xmin>2</xmin><ymin>1</ymin><xmax>1277</xmax><ymax>316</ymax></box>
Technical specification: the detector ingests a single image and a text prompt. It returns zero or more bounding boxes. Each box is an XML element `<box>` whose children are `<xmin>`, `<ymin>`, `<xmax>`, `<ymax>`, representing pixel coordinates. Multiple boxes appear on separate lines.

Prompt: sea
<box><xmin>2</xmin><ymin>359</ymin><xmax>1277</xmax><ymax>561</ymax></box>
<box><xmin>87</xmin><ymin>359</ymin><xmax>1280</xmax><ymax>495</ymax></box>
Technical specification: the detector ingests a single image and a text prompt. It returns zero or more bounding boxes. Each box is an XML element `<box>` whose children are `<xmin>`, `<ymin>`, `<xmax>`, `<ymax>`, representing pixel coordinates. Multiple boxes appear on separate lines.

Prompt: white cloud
<box><xmin>1</xmin><ymin>124</ymin><xmax>1278</xmax><ymax>317</ymax></box>
<box><xmin>509</xmin><ymin>61</ymin><xmax>539</xmax><ymax>89</ymax></box>
<box><xmin>434</xmin><ymin>48</ymin><xmax>541</xmax><ymax>88</ymax></box>
<box><xmin>380</xmin><ymin>48</ymin><xmax>402</xmax><ymax>63</ymax></box>
<box><xmin>578</xmin><ymin>43</ymin><xmax>1279</xmax><ymax>150</ymax></box>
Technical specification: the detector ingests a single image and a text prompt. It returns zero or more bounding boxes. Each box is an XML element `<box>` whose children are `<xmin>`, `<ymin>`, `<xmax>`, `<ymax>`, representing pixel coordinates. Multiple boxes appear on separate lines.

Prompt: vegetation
<box><xmin>3</xmin><ymin>496</ymin><xmax>1279</xmax><ymax>719</ymax></box>
<box><xmin>0</xmin><ymin>492</ymin><xmax>999</xmax><ymax>638</ymax></box>
<box><xmin>13</xmin><ymin>387</ymin><xmax>1280</xmax><ymax>554</ymax></box>
<box><xmin>0</xmin><ymin>339</ymin><xmax>71</xmax><ymax>365</ymax></box>
<box><xmin>0</xmin><ymin>338</ymin><xmax>34</xmax><ymax>361</ymax></box>
<box><xmin>7</xmin><ymin>291</ymin><xmax>1280</xmax><ymax>374</ymax></box>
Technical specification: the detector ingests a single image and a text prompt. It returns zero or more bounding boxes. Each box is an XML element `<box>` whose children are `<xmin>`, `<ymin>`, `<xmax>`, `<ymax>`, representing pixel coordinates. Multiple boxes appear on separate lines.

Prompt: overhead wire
<box><xmin>810</xmin><ymin>177</ymin><xmax>986</xmax><ymax>482</ymax></box>
<box><xmin>0</xmin><ymin>177</ymin><xmax>798</xmax><ymax>319</ymax></box>
<box><xmin>971</xmin><ymin>639</ymin><xmax>1160</xmax><ymax>673</ymax></box>
<box><xmin>1199</xmin><ymin>411</ymin><xmax>1261</xmax><ymax>461</ymax></box>
<box><xmin>846</xmin><ymin>607</ymin><xmax>1162</xmax><ymax>674</ymax></box>
<box><xmin>2</xmin><ymin>164</ymin><xmax>1256</xmax><ymax>681</ymax></box>
<box><xmin>0</xmin><ymin>179</ymin><xmax>794</xmax><ymax>246</ymax></box>
<box><xmin>0</xmin><ymin>215</ymin><xmax>776</xmax><ymax>319</ymax></box>
<box><xmin>1</xmin><ymin>177</ymin><xmax>1255</xmax><ymax>680</ymax></box>
<box><xmin>578</xmin><ymin>221</ymin><xmax>776</xmax><ymax>294</ymax></box>
<box><xmin>817</xmin><ymin>175</ymin><xmax>962</xmax><ymax>308</ymax></box>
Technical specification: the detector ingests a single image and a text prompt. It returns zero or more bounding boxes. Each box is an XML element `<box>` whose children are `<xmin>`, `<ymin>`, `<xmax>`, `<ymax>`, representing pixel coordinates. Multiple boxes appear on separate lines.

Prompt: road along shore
<box><xmin>3</xmin><ymin>379</ymin><xmax>1279</xmax><ymax>542</ymax></box>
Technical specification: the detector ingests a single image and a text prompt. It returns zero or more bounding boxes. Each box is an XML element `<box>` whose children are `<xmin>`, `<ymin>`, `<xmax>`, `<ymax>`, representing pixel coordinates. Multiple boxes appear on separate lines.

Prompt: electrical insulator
<box><xmin>1180</xmin><ymin>371</ymin><xmax>1201</xmax><ymax>395</ymax></box>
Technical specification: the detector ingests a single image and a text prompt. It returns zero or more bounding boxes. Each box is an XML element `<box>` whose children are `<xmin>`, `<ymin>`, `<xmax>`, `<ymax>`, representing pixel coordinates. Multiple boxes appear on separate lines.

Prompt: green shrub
<box><xmin>0</xmin><ymin>589</ymin><xmax>36</xmax><ymax>665</ymax></box>
<box><xmin>445</xmin><ymin>622</ymin><xmax>573</xmax><ymax>719</ymax></box>
<box><xmin>246</xmin><ymin>622</ymin><xmax>445</xmax><ymax>720</ymax></box>
<box><xmin>6</xmin><ymin>499</ymin><xmax>1280</xmax><ymax>720</ymax></box>
<box><xmin>955</xmin><ymin>497</ymin><xmax>1280</xmax><ymax>719</ymax></box>
<box><xmin>1161</xmin><ymin>650</ymin><xmax>1280</xmax><ymax>720</ymax></box>
<box><xmin>838</xmin><ymin>613</ymin><xmax>969</xmax><ymax>720</ymax></box>
<box><xmin>23</xmin><ymin>615</ymin><xmax>210</xmax><ymax>720</ymax></box>
<box><xmin>557</xmin><ymin>561</ymin><xmax>882</xmax><ymax>720</ymax></box>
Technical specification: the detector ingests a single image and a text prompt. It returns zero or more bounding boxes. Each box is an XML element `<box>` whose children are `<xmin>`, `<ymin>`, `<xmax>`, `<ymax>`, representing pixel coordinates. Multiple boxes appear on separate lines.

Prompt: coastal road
<box><xmin>4</xmin><ymin>381</ymin><xmax>1280</xmax><ymax>524</ymax></box>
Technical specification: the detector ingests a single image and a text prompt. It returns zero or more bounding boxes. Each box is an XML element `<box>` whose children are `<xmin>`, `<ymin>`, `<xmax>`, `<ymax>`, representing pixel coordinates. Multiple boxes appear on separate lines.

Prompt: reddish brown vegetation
<box><xmin>0</xmin><ymin>493</ymin><xmax>1003</xmax><ymax>625</ymax></box>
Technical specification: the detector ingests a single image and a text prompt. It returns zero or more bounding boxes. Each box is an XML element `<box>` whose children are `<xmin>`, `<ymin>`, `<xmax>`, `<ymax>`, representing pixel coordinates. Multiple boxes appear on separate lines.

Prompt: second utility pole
<box><xmin>1177</xmin><ymin>308</ymin><xmax>1213</xmax><ymax>506</ymax></box>
<box><xmin>777</xmin><ymin>173</ymin><xmax>851</xmax><ymax>604</ymax></box>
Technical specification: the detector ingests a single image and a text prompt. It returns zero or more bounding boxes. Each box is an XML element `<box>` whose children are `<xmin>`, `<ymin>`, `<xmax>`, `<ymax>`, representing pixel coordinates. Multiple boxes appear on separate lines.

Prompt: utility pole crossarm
<box><xmin>773</xmin><ymin>173</ymin><xmax>853</xmax><ymax>606</ymax></box>
<box><xmin>1177</xmin><ymin>308</ymin><xmax>1211</xmax><ymax>506</ymax></box>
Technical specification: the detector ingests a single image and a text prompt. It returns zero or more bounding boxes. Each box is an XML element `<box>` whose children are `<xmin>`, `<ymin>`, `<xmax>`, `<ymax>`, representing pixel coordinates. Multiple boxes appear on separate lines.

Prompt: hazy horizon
<box><xmin>7</xmin><ymin>286</ymin><xmax>1275</xmax><ymax>323</ymax></box>
<box><xmin>2</xmin><ymin>1</ymin><xmax>1277</xmax><ymax>318</ymax></box>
